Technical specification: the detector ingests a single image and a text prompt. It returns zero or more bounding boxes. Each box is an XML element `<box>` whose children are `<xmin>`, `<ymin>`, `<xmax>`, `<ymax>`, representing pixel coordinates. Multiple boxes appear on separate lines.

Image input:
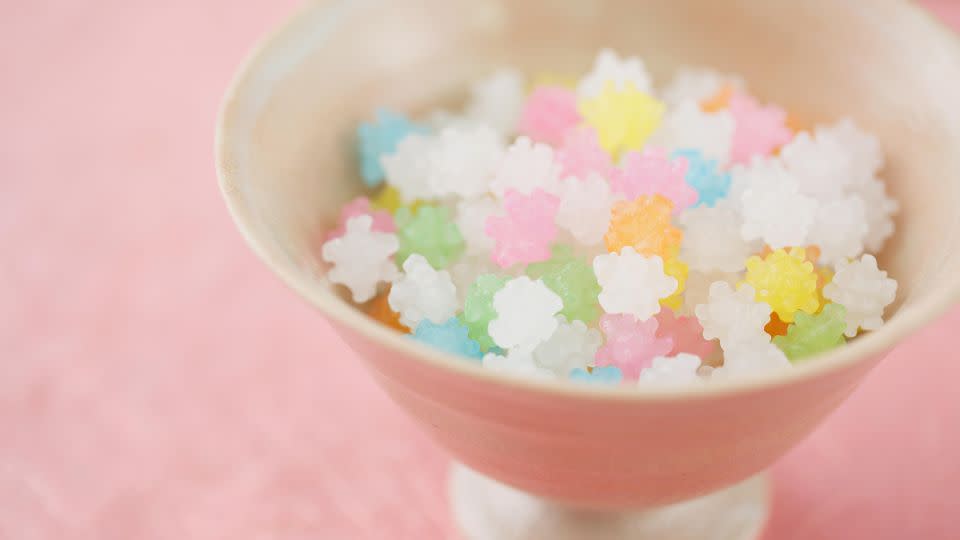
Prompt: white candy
<box><xmin>823</xmin><ymin>254</ymin><xmax>897</xmax><ymax>337</ymax></box>
<box><xmin>649</xmin><ymin>100</ymin><xmax>734</xmax><ymax>164</ymax></box>
<box><xmin>321</xmin><ymin>215</ymin><xmax>399</xmax><ymax>303</ymax></box>
<box><xmin>660</xmin><ymin>67</ymin><xmax>745</xmax><ymax>107</ymax></box>
<box><xmin>482</xmin><ymin>349</ymin><xmax>555</xmax><ymax>380</ymax></box>
<box><xmin>554</xmin><ymin>173</ymin><xmax>619</xmax><ymax>246</ymax></box>
<box><xmin>465</xmin><ymin>68</ymin><xmax>526</xmax><ymax>136</ymax></box>
<box><xmin>577</xmin><ymin>48</ymin><xmax>654</xmax><ymax>98</ymax></box>
<box><xmin>682</xmin><ymin>271</ymin><xmax>740</xmax><ymax>316</ymax></box>
<box><xmin>695</xmin><ymin>282</ymin><xmax>772</xmax><ymax>351</ymax></box>
<box><xmin>780</xmin><ymin>130</ymin><xmax>857</xmax><ymax>200</ymax></box>
<box><xmin>593</xmin><ymin>247</ymin><xmax>678</xmax><ymax>321</ymax></box>
<box><xmin>488</xmin><ymin>276</ymin><xmax>564</xmax><ymax>350</ymax></box>
<box><xmin>805</xmin><ymin>195</ymin><xmax>868</xmax><ymax>265</ymax></box>
<box><xmin>638</xmin><ymin>353</ymin><xmax>703</xmax><ymax>386</ymax></box>
<box><xmin>428</xmin><ymin>126</ymin><xmax>505</xmax><ymax>198</ymax></box>
<box><xmin>381</xmin><ymin>133</ymin><xmax>437</xmax><ymax>202</ymax></box>
<box><xmin>712</xmin><ymin>342</ymin><xmax>791</xmax><ymax>379</ymax></box>
<box><xmin>851</xmin><ymin>176</ymin><xmax>899</xmax><ymax>252</ymax></box>
<box><xmin>737</xmin><ymin>158</ymin><xmax>819</xmax><ymax>249</ymax></box>
<box><xmin>455</xmin><ymin>196</ymin><xmax>500</xmax><ymax>256</ymax></box>
<box><xmin>532</xmin><ymin>317</ymin><xmax>603</xmax><ymax>376</ymax></box>
<box><xmin>678</xmin><ymin>204</ymin><xmax>756</xmax><ymax>273</ymax></box>
<box><xmin>490</xmin><ymin>136</ymin><xmax>561</xmax><ymax>196</ymax></box>
<box><xmin>388</xmin><ymin>254</ymin><xmax>458</xmax><ymax>329</ymax></box>
<box><xmin>817</xmin><ymin>118</ymin><xmax>883</xmax><ymax>182</ymax></box>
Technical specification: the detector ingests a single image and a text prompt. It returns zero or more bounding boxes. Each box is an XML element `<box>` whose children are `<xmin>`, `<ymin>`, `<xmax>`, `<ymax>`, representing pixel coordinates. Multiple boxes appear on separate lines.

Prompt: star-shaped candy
<box><xmin>611</xmin><ymin>147</ymin><xmax>696</xmax><ymax>211</ymax></box>
<box><xmin>595</xmin><ymin>314</ymin><xmax>673</xmax><ymax>379</ymax></box>
<box><xmin>485</xmin><ymin>189</ymin><xmax>560</xmax><ymax>268</ymax></box>
<box><xmin>728</xmin><ymin>93</ymin><xmax>792</xmax><ymax>164</ymax></box>
<box><xmin>321</xmin><ymin>215</ymin><xmax>399</xmax><ymax>303</ymax></box>
<box><xmin>593</xmin><ymin>247</ymin><xmax>678</xmax><ymax>321</ymax></box>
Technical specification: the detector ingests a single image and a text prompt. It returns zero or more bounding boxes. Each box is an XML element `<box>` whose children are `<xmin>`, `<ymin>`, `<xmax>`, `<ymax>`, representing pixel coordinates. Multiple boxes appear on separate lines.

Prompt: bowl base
<box><xmin>449</xmin><ymin>464</ymin><xmax>769</xmax><ymax>540</ymax></box>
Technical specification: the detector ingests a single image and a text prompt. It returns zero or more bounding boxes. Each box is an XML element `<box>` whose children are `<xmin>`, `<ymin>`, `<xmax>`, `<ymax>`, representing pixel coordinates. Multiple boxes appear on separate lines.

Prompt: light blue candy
<box><xmin>673</xmin><ymin>148</ymin><xmax>731</xmax><ymax>207</ymax></box>
<box><xmin>413</xmin><ymin>318</ymin><xmax>483</xmax><ymax>360</ymax></box>
<box><xmin>357</xmin><ymin>108</ymin><xmax>429</xmax><ymax>187</ymax></box>
<box><xmin>570</xmin><ymin>366</ymin><xmax>623</xmax><ymax>385</ymax></box>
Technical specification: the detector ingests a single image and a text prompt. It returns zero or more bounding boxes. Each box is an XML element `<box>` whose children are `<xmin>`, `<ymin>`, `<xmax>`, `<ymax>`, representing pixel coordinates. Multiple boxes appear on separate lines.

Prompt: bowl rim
<box><xmin>215</xmin><ymin>0</ymin><xmax>960</xmax><ymax>402</ymax></box>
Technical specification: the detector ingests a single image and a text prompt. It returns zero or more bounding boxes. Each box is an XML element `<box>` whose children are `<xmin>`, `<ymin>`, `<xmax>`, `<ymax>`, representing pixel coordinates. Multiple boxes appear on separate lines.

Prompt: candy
<box><xmin>852</xmin><ymin>176</ymin><xmax>899</xmax><ymax>252</ymax></box>
<box><xmin>805</xmin><ymin>195</ymin><xmax>868</xmax><ymax>265</ymax></box>
<box><xmin>455</xmin><ymin>196</ymin><xmax>499</xmax><ymax>257</ymax></box>
<box><xmin>638</xmin><ymin>353</ymin><xmax>703</xmax><ymax>386</ymax></box>
<box><xmin>660</xmin><ymin>68</ymin><xmax>744</xmax><ymax>108</ymax></box>
<box><xmin>490</xmin><ymin>136</ymin><xmax>562</xmax><ymax>196</ymax></box>
<box><xmin>742</xmin><ymin>247</ymin><xmax>820</xmax><ymax>323</ymax></box>
<box><xmin>712</xmin><ymin>342</ymin><xmax>791</xmax><ymax>379</ymax></box>
<box><xmin>450</xmin><ymin>256</ymin><xmax>498</xmax><ymax>304</ymax></box>
<box><xmin>611</xmin><ymin>147</ymin><xmax>696</xmax><ymax>211</ymax></box>
<box><xmin>682</xmin><ymin>271</ymin><xmax>739</xmax><ymax>316</ymax></box>
<box><xmin>518</xmin><ymin>87</ymin><xmax>581</xmax><ymax>145</ymax></box>
<box><xmin>388</xmin><ymin>254</ymin><xmax>459</xmax><ymax>329</ymax></box>
<box><xmin>737</xmin><ymin>157</ymin><xmax>819</xmax><ymax>249</ymax></box>
<box><xmin>594</xmin><ymin>247</ymin><xmax>677</xmax><ymax>320</ymax></box>
<box><xmin>823</xmin><ymin>254</ymin><xmax>897</xmax><ymax>337</ymax></box>
<box><xmin>656</xmin><ymin>309</ymin><xmax>717</xmax><ymax>360</ymax></box>
<box><xmin>772</xmin><ymin>304</ymin><xmax>847</xmax><ymax>361</ymax></box>
<box><xmin>358</xmin><ymin>108</ymin><xmax>429</xmax><ymax>186</ymax></box>
<box><xmin>651</xmin><ymin>101</ymin><xmax>734</xmax><ymax>164</ymax></box>
<box><xmin>527</xmin><ymin>245</ymin><xmax>602</xmax><ymax>323</ymax></box>
<box><xmin>395</xmin><ymin>205</ymin><xmax>465</xmax><ymax>269</ymax></box>
<box><xmin>764</xmin><ymin>312</ymin><xmax>790</xmax><ymax>337</ymax></box>
<box><xmin>326</xmin><ymin>196</ymin><xmax>396</xmax><ymax>241</ymax></box>
<box><xmin>366</xmin><ymin>287</ymin><xmax>409</xmax><ymax>333</ymax></box>
<box><xmin>672</xmin><ymin>149</ymin><xmax>731</xmax><ymax>207</ymax></box>
<box><xmin>728</xmin><ymin>93</ymin><xmax>792</xmax><ymax>164</ymax></box>
<box><xmin>488</xmin><ymin>276</ymin><xmax>564</xmax><ymax>350</ymax></box>
<box><xmin>577</xmin><ymin>48</ymin><xmax>654</xmax><ymax>98</ymax></box>
<box><xmin>579</xmin><ymin>82</ymin><xmax>664</xmax><ymax>158</ymax></box>
<box><xmin>818</xmin><ymin>118</ymin><xmax>883</xmax><ymax>181</ymax></box>
<box><xmin>485</xmin><ymin>189</ymin><xmax>560</xmax><ymax>268</ymax></box>
<box><xmin>321</xmin><ymin>215</ymin><xmax>399</xmax><ymax>303</ymax></box>
<box><xmin>428</xmin><ymin>126</ymin><xmax>505</xmax><ymax>198</ymax></box>
<box><xmin>595</xmin><ymin>314</ymin><xmax>673</xmax><ymax>379</ymax></box>
<box><xmin>779</xmin><ymin>129</ymin><xmax>858</xmax><ymax>201</ymax></box>
<box><xmin>555</xmin><ymin>127</ymin><xmax>613</xmax><ymax>180</ymax></box>
<box><xmin>695</xmin><ymin>282</ymin><xmax>772</xmax><ymax>351</ymax></box>
<box><xmin>660</xmin><ymin>257</ymin><xmax>688</xmax><ymax>311</ymax></box>
<box><xmin>381</xmin><ymin>134</ymin><xmax>437</xmax><ymax>203</ymax></box>
<box><xmin>413</xmin><ymin>318</ymin><xmax>483</xmax><ymax>360</ymax></box>
<box><xmin>604</xmin><ymin>195</ymin><xmax>683</xmax><ymax>259</ymax></box>
<box><xmin>570</xmin><ymin>365</ymin><xmax>623</xmax><ymax>385</ymax></box>
<box><xmin>554</xmin><ymin>173</ymin><xmax>618</xmax><ymax>247</ymax></box>
<box><xmin>532</xmin><ymin>316</ymin><xmax>602</xmax><ymax>376</ymax></box>
<box><xmin>371</xmin><ymin>185</ymin><xmax>404</xmax><ymax>213</ymax></box>
<box><xmin>678</xmin><ymin>204</ymin><xmax>754</xmax><ymax>273</ymax></box>
<box><xmin>462</xmin><ymin>273</ymin><xmax>508</xmax><ymax>351</ymax></box>
<box><xmin>465</xmin><ymin>68</ymin><xmax>525</xmax><ymax>136</ymax></box>
<box><xmin>482</xmin><ymin>349</ymin><xmax>555</xmax><ymax>379</ymax></box>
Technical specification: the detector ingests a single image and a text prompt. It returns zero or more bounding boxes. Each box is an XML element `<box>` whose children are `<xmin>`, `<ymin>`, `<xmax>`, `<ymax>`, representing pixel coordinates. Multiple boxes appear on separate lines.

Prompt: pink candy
<box><xmin>729</xmin><ymin>93</ymin><xmax>792</xmax><ymax>165</ymax></box>
<box><xmin>485</xmin><ymin>189</ymin><xmax>560</xmax><ymax>268</ymax></box>
<box><xmin>518</xmin><ymin>87</ymin><xmax>582</xmax><ymax>146</ymax></box>
<box><xmin>326</xmin><ymin>196</ymin><xmax>396</xmax><ymax>240</ymax></box>
<box><xmin>656</xmin><ymin>309</ymin><xmax>717</xmax><ymax>360</ymax></box>
<box><xmin>611</xmin><ymin>147</ymin><xmax>696</xmax><ymax>212</ymax></box>
<box><xmin>555</xmin><ymin>127</ymin><xmax>613</xmax><ymax>180</ymax></box>
<box><xmin>595</xmin><ymin>314</ymin><xmax>673</xmax><ymax>380</ymax></box>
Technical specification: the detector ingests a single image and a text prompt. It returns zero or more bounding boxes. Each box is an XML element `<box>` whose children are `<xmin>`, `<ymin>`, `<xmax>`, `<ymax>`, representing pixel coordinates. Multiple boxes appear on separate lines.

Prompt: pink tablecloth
<box><xmin>3</xmin><ymin>2</ymin><xmax>960</xmax><ymax>539</ymax></box>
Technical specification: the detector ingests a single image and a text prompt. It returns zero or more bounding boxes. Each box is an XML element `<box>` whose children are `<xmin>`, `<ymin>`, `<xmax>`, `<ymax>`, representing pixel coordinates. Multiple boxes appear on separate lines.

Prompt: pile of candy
<box><xmin>322</xmin><ymin>49</ymin><xmax>899</xmax><ymax>387</ymax></box>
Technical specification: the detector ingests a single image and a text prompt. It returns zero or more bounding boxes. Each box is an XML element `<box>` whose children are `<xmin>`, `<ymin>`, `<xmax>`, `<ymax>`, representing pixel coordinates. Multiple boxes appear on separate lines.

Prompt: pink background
<box><xmin>3</xmin><ymin>2</ymin><xmax>960</xmax><ymax>538</ymax></box>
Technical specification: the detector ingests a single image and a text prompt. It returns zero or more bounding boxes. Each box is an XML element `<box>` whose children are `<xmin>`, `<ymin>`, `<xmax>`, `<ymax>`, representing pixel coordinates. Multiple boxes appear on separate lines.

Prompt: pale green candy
<box><xmin>395</xmin><ymin>205</ymin><xmax>465</xmax><ymax>269</ymax></box>
<box><xmin>462</xmin><ymin>274</ymin><xmax>507</xmax><ymax>351</ymax></box>
<box><xmin>526</xmin><ymin>245</ymin><xmax>601</xmax><ymax>324</ymax></box>
<box><xmin>773</xmin><ymin>303</ymin><xmax>847</xmax><ymax>362</ymax></box>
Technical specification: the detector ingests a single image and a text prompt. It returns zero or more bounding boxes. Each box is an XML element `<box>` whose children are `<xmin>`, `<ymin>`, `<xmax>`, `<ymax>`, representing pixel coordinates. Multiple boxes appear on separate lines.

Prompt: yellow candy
<box><xmin>579</xmin><ymin>82</ymin><xmax>664</xmax><ymax>159</ymax></box>
<box><xmin>742</xmin><ymin>247</ymin><xmax>820</xmax><ymax>323</ymax></box>
<box><xmin>529</xmin><ymin>72</ymin><xmax>577</xmax><ymax>91</ymax></box>
<box><xmin>660</xmin><ymin>257</ymin><xmax>689</xmax><ymax>311</ymax></box>
<box><xmin>371</xmin><ymin>185</ymin><xmax>424</xmax><ymax>215</ymax></box>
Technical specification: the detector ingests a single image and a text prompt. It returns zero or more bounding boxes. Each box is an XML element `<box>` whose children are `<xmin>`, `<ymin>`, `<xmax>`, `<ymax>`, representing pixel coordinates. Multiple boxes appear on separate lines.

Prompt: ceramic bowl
<box><xmin>216</xmin><ymin>0</ymin><xmax>960</xmax><ymax>509</ymax></box>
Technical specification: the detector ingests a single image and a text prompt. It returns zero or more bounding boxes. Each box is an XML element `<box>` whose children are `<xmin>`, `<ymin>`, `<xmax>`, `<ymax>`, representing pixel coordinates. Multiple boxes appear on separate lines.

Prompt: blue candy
<box><xmin>569</xmin><ymin>366</ymin><xmax>623</xmax><ymax>385</ymax></box>
<box><xmin>357</xmin><ymin>108</ymin><xmax>429</xmax><ymax>187</ymax></box>
<box><xmin>673</xmin><ymin>148</ymin><xmax>731</xmax><ymax>207</ymax></box>
<box><xmin>413</xmin><ymin>318</ymin><xmax>483</xmax><ymax>360</ymax></box>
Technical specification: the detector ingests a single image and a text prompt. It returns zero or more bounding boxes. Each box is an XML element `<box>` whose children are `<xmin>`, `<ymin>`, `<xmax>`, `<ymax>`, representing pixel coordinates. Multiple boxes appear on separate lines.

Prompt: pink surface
<box><xmin>3</xmin><ymin>2</ymin><xmax>960</xmax><ymax>538</ymax></box>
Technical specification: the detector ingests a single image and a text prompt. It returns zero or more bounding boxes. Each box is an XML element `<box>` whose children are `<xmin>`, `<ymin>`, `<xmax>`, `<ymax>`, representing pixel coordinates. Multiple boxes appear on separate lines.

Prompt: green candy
<box><xmin>773</xmin><ymin>303</ymin><xmax>847</xmax><ymax>362</ymax></box>
<box><xmin>395</xmin><ymin>205</ymin><xmax>465</xmax><ymax>269</ymax></box>
<box><xmin>526</xmin><ymin>245</ymin><xmax>601</xmax><ymax>324</ymax></box>
<box><xmin>462</xmin><ymin>274</ymin><xmax>508</xmax><ymax>351</ymax></box>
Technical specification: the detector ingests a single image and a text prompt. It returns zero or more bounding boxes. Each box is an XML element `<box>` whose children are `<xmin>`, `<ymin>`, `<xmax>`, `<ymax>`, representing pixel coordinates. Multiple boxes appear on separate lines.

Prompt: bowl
<box><xmin>216</xmin><ymin>0</ymin><xmax>960</xmax><ymax>511</ymax></box>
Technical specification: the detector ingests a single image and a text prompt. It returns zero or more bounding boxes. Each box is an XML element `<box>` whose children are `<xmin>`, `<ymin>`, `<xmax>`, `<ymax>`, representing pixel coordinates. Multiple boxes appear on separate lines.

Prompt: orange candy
<box><xmin>604</xmin><ymin>195</ymin><xmax>683</xmax><ymax>259</ymax></box>
<box><xmin>700</xmin><ymin>84</ymin><xmax>733</xmax><ymax>113</ymax></box>
<box><xmin>765</xmin><ymin>312</ymin><xmax>790</xmax><ymax>337</ymax></box>
<box><xmin>365</xmin><ymin>288</ymin><xmax>409</xmax><ymax>333</ymax></box>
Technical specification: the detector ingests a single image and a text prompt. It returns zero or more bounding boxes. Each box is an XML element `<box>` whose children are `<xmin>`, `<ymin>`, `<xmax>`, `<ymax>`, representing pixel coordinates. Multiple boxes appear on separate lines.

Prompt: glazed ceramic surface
<box><xmin>217</xmin><ymin>0</ymin><xmax>960</xmax><ymax>508</ymax></box>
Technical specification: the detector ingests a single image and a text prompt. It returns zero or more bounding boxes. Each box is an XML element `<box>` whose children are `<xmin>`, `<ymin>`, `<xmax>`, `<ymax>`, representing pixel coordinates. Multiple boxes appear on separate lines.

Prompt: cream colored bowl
<box><xmin>217</xmin><ymin>0</ymin><xmax>960</xmax><ymax>509</ymax></box>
